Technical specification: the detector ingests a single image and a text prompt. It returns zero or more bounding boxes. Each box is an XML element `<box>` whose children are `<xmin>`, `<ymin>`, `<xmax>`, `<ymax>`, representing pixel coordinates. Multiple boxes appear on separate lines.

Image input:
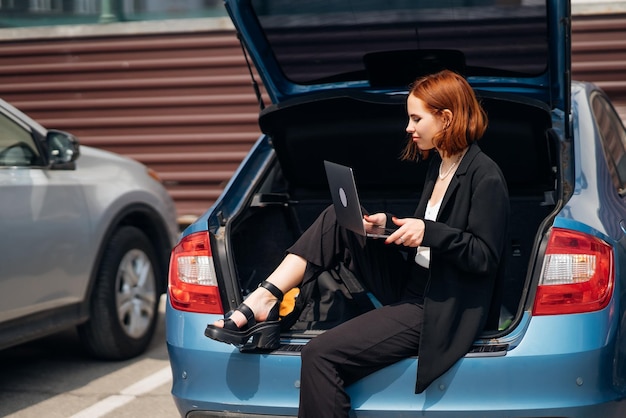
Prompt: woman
<box><xmin>205</xmin><ymin>69</ymin><xmax>510</xmax><ymax>417</ymax></box>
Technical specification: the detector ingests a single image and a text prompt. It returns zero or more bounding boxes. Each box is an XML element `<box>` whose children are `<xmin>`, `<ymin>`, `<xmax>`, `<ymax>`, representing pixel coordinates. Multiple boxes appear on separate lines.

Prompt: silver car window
<box><xmin>0</xmin><ymin>112</ymin><xmax>42</xmax><ymax>167</ymax></box>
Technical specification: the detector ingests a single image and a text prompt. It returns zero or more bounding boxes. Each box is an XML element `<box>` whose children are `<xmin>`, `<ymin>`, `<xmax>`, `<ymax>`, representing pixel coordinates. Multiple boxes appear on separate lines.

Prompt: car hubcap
<box><xmin>116</xmin><ymin>249</ymin><xmax>156</xmax><ymax>339</ymax></box>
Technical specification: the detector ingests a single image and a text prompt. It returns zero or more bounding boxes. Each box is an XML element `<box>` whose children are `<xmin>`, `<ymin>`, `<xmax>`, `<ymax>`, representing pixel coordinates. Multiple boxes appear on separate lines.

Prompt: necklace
<box><xmin>438</xmin><ymin>152</ymin><xmax>463</xmax><ymax>180</ymax></box>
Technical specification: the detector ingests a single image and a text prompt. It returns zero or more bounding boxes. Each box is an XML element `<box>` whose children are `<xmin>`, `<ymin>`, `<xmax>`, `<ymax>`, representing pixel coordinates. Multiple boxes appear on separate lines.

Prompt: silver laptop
<box><xmin>324</xmin><ymin>160</ymin><xmax>397</xmax><ymax>238</ymax></box>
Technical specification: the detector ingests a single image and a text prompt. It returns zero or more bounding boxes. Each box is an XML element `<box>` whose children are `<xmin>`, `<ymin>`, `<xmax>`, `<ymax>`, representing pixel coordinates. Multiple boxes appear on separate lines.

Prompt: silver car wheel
<box><xmin>115</xmin><ymin>248</ymin><xmax>156</xmax><ymax>339</ymax></box>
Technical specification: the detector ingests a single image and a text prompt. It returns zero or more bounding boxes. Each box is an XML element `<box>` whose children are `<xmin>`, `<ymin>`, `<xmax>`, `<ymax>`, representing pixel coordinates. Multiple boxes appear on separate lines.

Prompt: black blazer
<box><xmin>413</xmin><ymin>143</ymin><xmax>509</xmax><ymax>393</ymax></box>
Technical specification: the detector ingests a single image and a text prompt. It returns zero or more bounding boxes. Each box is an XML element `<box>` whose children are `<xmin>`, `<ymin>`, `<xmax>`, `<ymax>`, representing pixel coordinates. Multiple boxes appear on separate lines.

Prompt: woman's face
<box><xmin>405</xmin><ymin>95</ymin><xmax>445</xmax><ymax>152</ymax></box>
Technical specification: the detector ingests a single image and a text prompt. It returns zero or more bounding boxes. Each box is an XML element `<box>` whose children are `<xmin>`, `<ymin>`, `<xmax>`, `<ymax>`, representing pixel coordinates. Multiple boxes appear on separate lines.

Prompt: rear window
<box><xmin>251</xmin><ymin>0</ymin><xmax>549</xmax><ymax>86</ymax></box>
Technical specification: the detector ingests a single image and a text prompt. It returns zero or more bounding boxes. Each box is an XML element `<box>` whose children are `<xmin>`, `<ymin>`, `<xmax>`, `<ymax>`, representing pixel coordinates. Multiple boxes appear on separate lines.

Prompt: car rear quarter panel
<box><xmin>562</xmin><ymin>83</ymin><xmax>626</xmax><ymax>394</ymax></box>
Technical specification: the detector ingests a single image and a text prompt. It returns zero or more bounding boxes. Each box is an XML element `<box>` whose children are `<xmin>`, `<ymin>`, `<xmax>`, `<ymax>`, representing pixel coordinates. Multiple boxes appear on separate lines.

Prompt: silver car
<box><xmin>0</xmin><ymin>98</ymin><xmax>178</xmax><ymax>359</ymax></box>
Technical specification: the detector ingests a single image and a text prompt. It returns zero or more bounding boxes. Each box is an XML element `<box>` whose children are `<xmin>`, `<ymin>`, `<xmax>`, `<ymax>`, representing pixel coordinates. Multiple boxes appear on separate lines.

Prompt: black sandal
<box><xmin>204</xmin><ymin>281</ymin><xmax>284</xmax><ymax>350</ymax></box>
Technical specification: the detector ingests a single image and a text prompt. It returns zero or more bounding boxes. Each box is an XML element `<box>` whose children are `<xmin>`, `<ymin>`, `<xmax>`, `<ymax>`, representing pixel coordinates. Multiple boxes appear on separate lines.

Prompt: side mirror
<box><xmin>46</xmin><ymin>129</ymin><xmax>80</xmax><ymax>170</ymax></box>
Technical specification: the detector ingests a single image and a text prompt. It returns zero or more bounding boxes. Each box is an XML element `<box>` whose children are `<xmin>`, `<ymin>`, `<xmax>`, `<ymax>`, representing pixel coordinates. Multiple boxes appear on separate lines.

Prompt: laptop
<box><xmin>324</xmin><ymin>160</ymin><xmax>398</xmax><ymax>238</ymax></box>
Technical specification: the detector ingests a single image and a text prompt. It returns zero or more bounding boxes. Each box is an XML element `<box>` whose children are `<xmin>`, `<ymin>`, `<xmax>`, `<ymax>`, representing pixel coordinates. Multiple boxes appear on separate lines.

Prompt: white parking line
<box><xmin>69</xmin><ymin>366</ymin><xmax>172</xmax><ymax>418</ymax></box>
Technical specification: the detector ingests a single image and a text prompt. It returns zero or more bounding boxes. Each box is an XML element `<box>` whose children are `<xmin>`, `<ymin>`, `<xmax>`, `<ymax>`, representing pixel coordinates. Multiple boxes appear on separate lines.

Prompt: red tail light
<box><xmin>168</xmin><ymin>231</ymin><xmax>224</xmax><ymax>314</ymax></box>
<box><xmin>533</xmin><ymin>228</ymin><xmax>614</xmax><ymax>316</ymax></box>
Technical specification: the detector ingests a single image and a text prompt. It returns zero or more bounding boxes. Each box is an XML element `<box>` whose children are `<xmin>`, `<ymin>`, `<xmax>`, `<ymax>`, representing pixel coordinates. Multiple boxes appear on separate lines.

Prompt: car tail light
<box><xmin>533</xmin><ymin>228</ymin><xmax>614</xmax><ymax>316</ymax></box>
<box><xmin>168</xmin><ymin>231</ymin><xmax>224</xmax><ymax>314</ymax></box>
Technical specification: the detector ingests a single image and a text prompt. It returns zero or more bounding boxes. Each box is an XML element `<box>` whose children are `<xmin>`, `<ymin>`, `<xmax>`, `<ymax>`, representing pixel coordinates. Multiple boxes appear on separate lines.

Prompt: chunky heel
<box><xmin>205</xmin><ymin>280</ymin><xmax>284</xmax><ymax>350</ymax></box>
<box><xmin>241</xmin><ymin>323</ymin><xmax>281</xmax><ymax>352</ymax></box>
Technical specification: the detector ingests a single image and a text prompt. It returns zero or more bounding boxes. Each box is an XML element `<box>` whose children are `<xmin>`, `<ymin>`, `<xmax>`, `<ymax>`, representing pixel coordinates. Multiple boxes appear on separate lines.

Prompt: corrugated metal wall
<box><xmin>0</xmin><ymin>15</ymin><xmax>624</xmax><ymax>222</ymax></box>
<box><xmin>0</xmin><ymin>31</ymin><xmax>264</xmax><ymax>222</ymax></box>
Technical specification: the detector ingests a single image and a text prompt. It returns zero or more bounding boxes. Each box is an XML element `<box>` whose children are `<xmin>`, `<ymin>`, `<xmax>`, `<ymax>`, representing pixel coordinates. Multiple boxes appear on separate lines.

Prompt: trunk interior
<box><xmin>229</xmin><ymin>90</ymin><xmax>559</xmax><ymax>340</ymax></box>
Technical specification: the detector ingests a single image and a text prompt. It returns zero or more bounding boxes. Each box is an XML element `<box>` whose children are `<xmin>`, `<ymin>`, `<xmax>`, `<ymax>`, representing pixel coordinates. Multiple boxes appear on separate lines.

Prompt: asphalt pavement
<box><xmin>0</xmin><ymin>296</ymin><xmax>179</xmax><ymax>418</ymax></box>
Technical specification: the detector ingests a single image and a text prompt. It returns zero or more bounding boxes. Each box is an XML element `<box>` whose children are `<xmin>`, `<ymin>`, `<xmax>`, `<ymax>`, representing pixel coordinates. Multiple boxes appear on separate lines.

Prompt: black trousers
<box><xmin>287</xmin><ymin>206</ymin><xmax>425</xmax><ymax>418</ymax></box>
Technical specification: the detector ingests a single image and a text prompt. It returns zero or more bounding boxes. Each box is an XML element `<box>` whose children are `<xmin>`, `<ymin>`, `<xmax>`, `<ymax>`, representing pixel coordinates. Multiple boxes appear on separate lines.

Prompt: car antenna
<box><xmin>237</xmin><ymin>32</ymin><xmax>265</xmax><ymax>111</ymax></box>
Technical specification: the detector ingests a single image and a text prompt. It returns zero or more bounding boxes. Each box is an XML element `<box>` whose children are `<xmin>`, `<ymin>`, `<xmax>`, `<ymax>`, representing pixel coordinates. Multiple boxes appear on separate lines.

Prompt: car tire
<box><xmin>78</xmin><ymin>226</ymin><xmax>160</xmax><ymax>360</ymax></box>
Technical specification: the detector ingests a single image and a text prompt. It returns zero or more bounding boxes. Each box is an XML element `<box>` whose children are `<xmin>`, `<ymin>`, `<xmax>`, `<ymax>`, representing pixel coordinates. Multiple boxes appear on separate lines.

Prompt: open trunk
<box><xmin>228</xmin><ymin>89</ymin><xmax>559</xmax><ymax>339</ymax></box>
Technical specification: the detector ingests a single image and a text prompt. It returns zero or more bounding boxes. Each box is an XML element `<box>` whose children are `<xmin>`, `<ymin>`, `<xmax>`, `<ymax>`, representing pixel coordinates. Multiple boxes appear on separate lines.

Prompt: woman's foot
<box><xmin>204</xmin><ymin>281</ymin><xmax>284</xmax><ymax>349</ymax></box>
<box><xmin>205</xmin><ymin>254</ymin><xmax>307</xmax><ymax>349</ymax></box>
<box><xmin>213</xmin><ymin>281</ymin><xmax>282</xmax><ymax>329</ymax></box>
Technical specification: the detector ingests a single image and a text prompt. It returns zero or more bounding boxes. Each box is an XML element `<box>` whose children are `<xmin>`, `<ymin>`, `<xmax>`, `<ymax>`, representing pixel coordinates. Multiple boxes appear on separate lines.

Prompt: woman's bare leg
<box><xmin>213</xmin><ymin>253</ymin><xmax>307</xmax><ymax>328</ymax></box>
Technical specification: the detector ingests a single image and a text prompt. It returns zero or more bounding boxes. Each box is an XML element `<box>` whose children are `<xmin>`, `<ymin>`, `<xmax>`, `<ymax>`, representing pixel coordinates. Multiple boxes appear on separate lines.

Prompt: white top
<box><xmin>414</xmin><ymin>198</ymin><xmax>442</xmax><ymax>268</ymax></box>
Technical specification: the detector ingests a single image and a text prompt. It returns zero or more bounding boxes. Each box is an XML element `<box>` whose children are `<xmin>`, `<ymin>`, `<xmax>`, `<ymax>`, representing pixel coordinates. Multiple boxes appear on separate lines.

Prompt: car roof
<box><xmin>225</xmin><ymin>0</ymin><xmax>570</xmax><ymax>113</ymax></box>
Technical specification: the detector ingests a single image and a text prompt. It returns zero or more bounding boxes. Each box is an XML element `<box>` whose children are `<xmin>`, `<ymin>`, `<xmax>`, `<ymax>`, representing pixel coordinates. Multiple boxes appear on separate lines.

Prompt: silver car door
<box><xmin>0</xmin><ymin>110</ymin><xmax>91</xmax><ymax>324</ymax></box>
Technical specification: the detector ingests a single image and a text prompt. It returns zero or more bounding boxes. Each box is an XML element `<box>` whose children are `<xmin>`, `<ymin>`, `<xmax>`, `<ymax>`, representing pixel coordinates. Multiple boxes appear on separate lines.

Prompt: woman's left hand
<box><xmin>385</xmin><ymin>217</ymin><xmax>425</xmax><ymax>247</ymax></box>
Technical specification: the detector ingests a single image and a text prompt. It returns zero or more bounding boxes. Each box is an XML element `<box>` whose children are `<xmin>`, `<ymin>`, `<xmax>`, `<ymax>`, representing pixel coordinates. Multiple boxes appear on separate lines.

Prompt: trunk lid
<box><xmin>225</xmin><ymin>0</ymin><xmax>571</xmax><ymax>115</ymax></box>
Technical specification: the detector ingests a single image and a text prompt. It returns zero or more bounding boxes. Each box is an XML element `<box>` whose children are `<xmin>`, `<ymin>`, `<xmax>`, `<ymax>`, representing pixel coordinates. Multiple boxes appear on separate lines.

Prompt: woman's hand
<box><xmin>363</xmin><ymin>213</ymin><xmax>387</xmax><ymax>234</ymax></box>
<box><xmin>385</xmin><ymin>217</ymin><xmax>425</xmax><ymax>247</ymax></box>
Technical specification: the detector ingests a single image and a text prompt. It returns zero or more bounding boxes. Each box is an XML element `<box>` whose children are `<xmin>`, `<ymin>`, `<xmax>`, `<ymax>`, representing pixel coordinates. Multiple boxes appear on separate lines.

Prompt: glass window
<box><xmin>591</xmin><ymin>92</ymin><xmax>626</xmax><ymax>194</ymax></box>
<box><xmin>251</xmin><ymin>0</ymin><xmax>549</xmax><ymax>85</ymax></box>
<box><xmin>0</xmin><ymin>113</ymin><xmax>43</xmax><ymax>167</ymax></box>
<box><xmin>0</xmin><ymin>0</ymin><xmax>227</xmax><ymax>27</ymax></box>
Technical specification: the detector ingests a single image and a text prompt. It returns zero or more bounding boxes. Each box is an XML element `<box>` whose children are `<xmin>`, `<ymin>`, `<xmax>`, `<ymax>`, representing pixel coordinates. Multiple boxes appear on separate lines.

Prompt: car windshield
<box><xmin>251</xmin><ymin>0</ymin><xmax>549</xmax><ymax>86</ymax></box>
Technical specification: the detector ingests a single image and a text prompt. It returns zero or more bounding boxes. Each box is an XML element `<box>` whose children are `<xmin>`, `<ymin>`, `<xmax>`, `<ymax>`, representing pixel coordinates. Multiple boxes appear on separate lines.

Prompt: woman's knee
<box><xmin>319</xmin><ymin>204</ymin><xmax>337</xmax><ymax>222</ymax></box>
<box><xmin>301</xmin><ymin>334</ymin><xmax>334</xmax><ymax>367</ymax></box>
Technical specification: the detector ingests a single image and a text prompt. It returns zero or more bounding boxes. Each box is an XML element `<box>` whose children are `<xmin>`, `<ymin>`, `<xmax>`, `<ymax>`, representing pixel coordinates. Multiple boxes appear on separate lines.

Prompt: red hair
<box><xmin>401</xmin><ymin>70</ymin><xmax>487</xmax><ymax>161</ymax></box>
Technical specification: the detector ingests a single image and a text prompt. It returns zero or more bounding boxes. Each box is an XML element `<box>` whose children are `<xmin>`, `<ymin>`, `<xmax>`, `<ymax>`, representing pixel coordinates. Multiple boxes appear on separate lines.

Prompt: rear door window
<box><xmin>591</xmin><ymin>92</ymin><xmax>626</xmax><ymax>194</ymax></box>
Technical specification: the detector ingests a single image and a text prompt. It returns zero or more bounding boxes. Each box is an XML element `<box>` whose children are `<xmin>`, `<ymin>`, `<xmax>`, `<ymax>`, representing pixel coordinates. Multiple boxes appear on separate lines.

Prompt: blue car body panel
<box><xmin>167</xmin><ymin>301</ymin><xmax>626</xmax><ymax>416</ymax></box>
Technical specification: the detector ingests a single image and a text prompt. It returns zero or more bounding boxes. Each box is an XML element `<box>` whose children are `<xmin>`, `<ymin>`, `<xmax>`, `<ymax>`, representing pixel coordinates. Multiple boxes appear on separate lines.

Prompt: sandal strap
<box><xmin>237</xmin><ymin>303</ymin><xmax>256</xmax><ymax>323</ymax></box>
<box><xmin>259</xmin><ymin>280</ymin><xmax>284</xmax><ymax>302</ymax></box>
<box><xmin>223</xmin><ymin>302</ymin><xmax>256</xmax><ymax>331</ymax></box>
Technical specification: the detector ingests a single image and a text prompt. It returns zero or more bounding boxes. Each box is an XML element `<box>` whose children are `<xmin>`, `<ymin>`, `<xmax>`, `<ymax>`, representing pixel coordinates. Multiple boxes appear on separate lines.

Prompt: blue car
<box><xmin>166</xmin><ymin>0</ymin><xmax>626</xmax><ymax>416</ymax></box>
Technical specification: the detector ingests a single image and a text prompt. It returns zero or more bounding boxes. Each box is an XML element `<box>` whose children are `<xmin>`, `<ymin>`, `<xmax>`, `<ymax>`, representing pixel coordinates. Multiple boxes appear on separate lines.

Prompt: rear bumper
<box><xmin>166</xmin><ymin>302</ymin><xmax>626</xmax><ymax>418</ymax></box>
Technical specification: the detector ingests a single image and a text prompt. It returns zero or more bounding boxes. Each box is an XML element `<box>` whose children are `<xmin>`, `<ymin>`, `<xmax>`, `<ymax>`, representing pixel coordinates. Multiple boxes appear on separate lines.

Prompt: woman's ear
<box><xmin>442</xmin><ymin>109</ymin><xmax>453</xmax><ymax>128</ymax></box>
